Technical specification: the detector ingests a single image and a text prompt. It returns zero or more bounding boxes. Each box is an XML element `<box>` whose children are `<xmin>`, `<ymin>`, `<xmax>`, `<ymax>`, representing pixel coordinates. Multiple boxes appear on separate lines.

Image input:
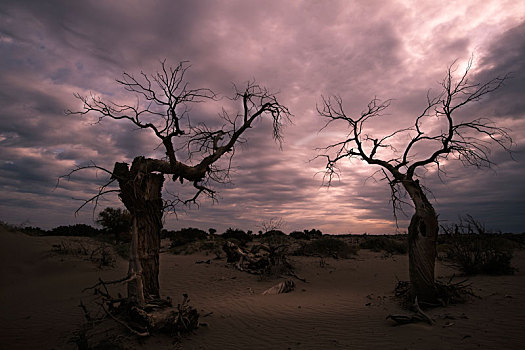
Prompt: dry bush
<box><xmin>168</xmin><ymin>227</ymin><xmax>208</xmax><ymax>247</ymax></box>
<box><xmin>445</xmin><ymin>234</ymin><xmax>516</xmax><ymax>275</ymax></box>
<box><xmin>441</xmin><ymin>215</ymin><xmax>516</xmax><ymax>275</ymax></box>
<box><xmin>52</xmin><ymin>240</ymin><xmax>116</xmax><ymax>268</ymax></box>
<box><xmin>295</xmin><ymin>236</ymin><xmax>358</xmax><ymax>258</ymax></box>
<box><xmin>359</xmin><ymin>236</ymin><xmax>407</xmax><ymax>255</ymax></box>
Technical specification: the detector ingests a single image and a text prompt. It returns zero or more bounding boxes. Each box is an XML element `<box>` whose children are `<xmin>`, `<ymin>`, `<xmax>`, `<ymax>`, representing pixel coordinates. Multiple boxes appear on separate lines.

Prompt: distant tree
<box><xmin>318</xmin><ymin>58</ymin><xmax>512</xmax><ymax>302</ymax></box>
<box><xmin>64</xmin><ymin>60</ymin><xmax>291</xmax><ymax>305</ymax></box>
<box><xmin>96</xmin><ymin>207</ymin><xmax>132</xmax><ymax>242</ymax></box>
<box><xmin>259</xmin><ymin>217</ymin><xmax>284</xmax><ymax>234</ymax></box>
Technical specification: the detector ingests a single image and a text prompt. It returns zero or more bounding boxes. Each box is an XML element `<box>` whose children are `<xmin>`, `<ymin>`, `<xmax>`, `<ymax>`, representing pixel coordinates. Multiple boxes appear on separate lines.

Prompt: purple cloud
<box><xmin>0</xmin><ymin>0</ymin><xmax>524</xmax><ymax>233</ymax></box>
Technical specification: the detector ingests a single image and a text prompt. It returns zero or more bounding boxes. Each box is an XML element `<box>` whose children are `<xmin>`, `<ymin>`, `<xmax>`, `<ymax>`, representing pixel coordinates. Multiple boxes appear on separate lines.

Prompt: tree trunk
<box><xmin>113</xmin><ymin>157</ymin><xmax>165</xmax><ymax>303</ymax></box>
<box><xmin>403</xmin><ymin>179</ymin><xmax>439</xmax><ymax>303</ymax></box>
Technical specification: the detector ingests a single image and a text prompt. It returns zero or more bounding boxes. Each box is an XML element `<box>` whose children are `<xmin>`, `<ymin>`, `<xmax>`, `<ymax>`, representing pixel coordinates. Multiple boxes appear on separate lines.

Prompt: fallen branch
<box><xmin>101</xmin><ymin>303</ymin><xmax>150</xmax><ymax>337</ymax></box>
<box><xmin>222</xmin><ymin>241</ymin><xmax>301</xmax><ymax>280</ymax></box>
<box><xmin>82</xmin><ymin>274</ymin><xmax>137</xmax><ymax>294</ymax></box>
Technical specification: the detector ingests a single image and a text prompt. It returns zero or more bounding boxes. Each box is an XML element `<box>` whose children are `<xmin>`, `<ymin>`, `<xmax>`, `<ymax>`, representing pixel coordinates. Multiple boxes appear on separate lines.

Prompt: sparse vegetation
<box><xmin>222</xmin><ymin>228</ymin><xmax>253</xmax><ymax>246</ymax></box>
<box><xmin>445</xmin><ymin>234</ymin><xmax>516</xmax><ymax>275</ymax></box>
<box><xmin>441</xmin><ymin>215</ymin><xmax>517</xmax><ymax>275</ymax></box>
<box><xmin>52</xmin><ymin>240</ymin><xmax>116</xmax><ymax>268</ymax></box>
<box><xmin>168</xmin><ymin>227</ymin><xmax>208</xmax><ymax>247</ymax></box>
<box><xmin>289</xmin><ymin>229</ymin><xmax>323</xmax><ymax>240</ymax></box>
<box><xmin>360</xmin><ymin>236</ymin><xmax>407</xmax><ymax>255</ymax></box>
<box><xmin>296</xmin><ymin>236</ymin><xmax>358</xmax><ymax>258</ymax></box>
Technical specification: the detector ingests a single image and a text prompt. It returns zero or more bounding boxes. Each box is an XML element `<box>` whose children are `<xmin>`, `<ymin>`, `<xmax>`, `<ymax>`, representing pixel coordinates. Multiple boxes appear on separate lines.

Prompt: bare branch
<box><xmin>318</xmin><ymin>56</ymin><xmax>513</xmax><ymax>219</ymax></box>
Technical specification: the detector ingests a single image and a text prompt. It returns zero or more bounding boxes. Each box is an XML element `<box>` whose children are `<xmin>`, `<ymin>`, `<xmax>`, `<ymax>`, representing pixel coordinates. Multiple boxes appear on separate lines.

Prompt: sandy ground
<box><xmin>1</xmin><ymin>228</ymin><xmax>525</xmax><ymax>349</ymax></box>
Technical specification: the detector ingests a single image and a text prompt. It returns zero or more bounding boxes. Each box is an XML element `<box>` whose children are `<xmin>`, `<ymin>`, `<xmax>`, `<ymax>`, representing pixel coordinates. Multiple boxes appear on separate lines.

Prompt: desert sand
<box><xmin>1</xmin><ymin>227</ymin><xmax>525</xmax><ymax>349</ymax></box>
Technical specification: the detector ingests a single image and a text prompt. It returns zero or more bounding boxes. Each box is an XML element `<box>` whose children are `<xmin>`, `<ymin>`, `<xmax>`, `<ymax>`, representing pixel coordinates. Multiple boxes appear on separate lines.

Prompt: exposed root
<box><xmin>387</xmin><ymin>297</ymin><xmax>434</xmax><ymax>326</ymax></box>
<box><xmin>393</xmin><ymin>277</ymin><xmax>475</xmax><ymax>308</ymax></box>
<box><xmin>262</xmin><ymin>280</ymin><xmax>295</xmax><ymax>295</ymax></box>
<box><xmin>77</xmin><ymin>276</ymin><xmax>200</xmax><ymax>348</ymax></box>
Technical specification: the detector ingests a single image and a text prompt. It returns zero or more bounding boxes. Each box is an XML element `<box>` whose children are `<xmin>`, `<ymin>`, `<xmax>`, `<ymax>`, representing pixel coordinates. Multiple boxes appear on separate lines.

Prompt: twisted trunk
<box><xmin>402</xmin><ymin>179</ymin><xmax>438</xmax><ymax>303</ymax></box>
<box><xmin>113</xmin><ymin>157</ymin><xmax>165</xmax><ymax>304</ymax></box>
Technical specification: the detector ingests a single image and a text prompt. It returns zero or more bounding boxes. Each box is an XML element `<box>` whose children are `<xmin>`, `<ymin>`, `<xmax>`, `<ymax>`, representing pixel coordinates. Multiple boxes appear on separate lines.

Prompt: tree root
<box><xmin>387</xmin><ymin>297</ymin><xmax>434</xmax><ymax>326</ymax></box>
<box><xmin>262</xmin><ymin>280</ymin><xmax>295</xmax><ymax>295</ymax></box>
<box><xmin>77</xmin><ymin>275</ymin><xmax>200</xmax><ymax>348</ymax></box>
<box><xmin>393</xmin><ymin>277</ymin><xmax>475</xmax><ymax>308</ymax></box>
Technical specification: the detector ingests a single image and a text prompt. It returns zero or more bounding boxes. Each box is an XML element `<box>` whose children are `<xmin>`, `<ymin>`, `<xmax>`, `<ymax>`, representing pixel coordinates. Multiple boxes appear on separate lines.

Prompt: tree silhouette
<box><xmin>65</xmin><ymin>61</ymin><xmax>291</xmax><ymax>305</ymax></box>
<box><xmin>317</xmin><ymin>58</ymin><xmax>512</xmax><ymax>302</ymax></box>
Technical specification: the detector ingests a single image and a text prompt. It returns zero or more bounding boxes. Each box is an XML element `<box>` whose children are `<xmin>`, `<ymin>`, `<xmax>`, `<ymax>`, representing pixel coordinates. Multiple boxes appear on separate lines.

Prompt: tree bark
<box><xmin>113</xmin><ymin>157</ymin><xmax>165</xmax><ymax>303</ymax></box>
<box><xmin>403</xmin><ymin>179</ymin><xmax>439</xmax><ymax>303</ymax></box>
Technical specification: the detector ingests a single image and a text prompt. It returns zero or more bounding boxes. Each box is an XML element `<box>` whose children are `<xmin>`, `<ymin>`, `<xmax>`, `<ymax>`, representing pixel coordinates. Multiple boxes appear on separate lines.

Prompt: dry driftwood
<box><xmin>222</xmin><ymin>241</ymin><xmax>305</xmax><ymax>281</ymax></box>
<box><xmin>262</xmin><ymin>280</ymin><xmax>295</xmax><ymax>295</ymax></box>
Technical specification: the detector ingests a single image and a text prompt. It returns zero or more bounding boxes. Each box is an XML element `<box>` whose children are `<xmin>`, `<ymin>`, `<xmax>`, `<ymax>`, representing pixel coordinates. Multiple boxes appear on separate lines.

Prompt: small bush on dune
<box><xmin>261</xmin><ymin>229</ymin><xmax>286</xmax><ymax>237</ymax></box>
<box><xmin>168</xmin><ymin>227</ymin><xmax>208</xmax><ymax>247</ymax></box>
<box><xmin>446</xmin><ymin>234</ymin><xmax>516</xmax><ymax>275</ymax></box>
<box><xmin>222</xmin><ymin>228</ymin><xmax>252</xmax><ymax>246</ymax></box>
<box><xmin>360</xmin><ymin>236</ymin><xmax>407</xmax><ymax>255</ymax></box>
<box><xmin>289</xmin><ymin>231</ymin><xmax>307</xmax><ymax>239</ymax></box>
<box><xmin>442</xmin><ymin>215</ymin><xmax>516</xmax><ymax>275</ymax></box>
<box><xmin>289</xmin><ymin>229</ymin><xmax>323</xmax><ymax>240</ymax></box>
<box><xmin>296</xmin><ymin>237</ymin><xmax>357</xmax><ymax>258</ymax></box>
<box><xmin>259</xmin><ymin>232</ymin><xmax>290</xmax><ymax>245</ymax></box>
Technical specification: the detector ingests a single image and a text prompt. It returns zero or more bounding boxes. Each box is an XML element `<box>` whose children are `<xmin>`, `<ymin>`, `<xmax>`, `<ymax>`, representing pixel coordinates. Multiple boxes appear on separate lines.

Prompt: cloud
<box><xmin>0</xmin><ymin>0</ymin><xmax>524</xmax><ymax>233</ymax></box>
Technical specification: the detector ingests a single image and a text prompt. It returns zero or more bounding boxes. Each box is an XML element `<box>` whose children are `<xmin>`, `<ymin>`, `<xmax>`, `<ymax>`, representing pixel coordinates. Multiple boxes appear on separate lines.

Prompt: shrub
<box><xmin>262</xmin><ymin>229</ymin><xmax>286</xmax><ymax>237</ymax></box>
<box><xmin>222</xmin><ymin>228</ymin><xmax>252</xmax><ymax>245</ymax></box>
<box><xmin>360</xmin><ymin>236</ymin><xmax>407</xmax><ymax>255</ymax></box>
<box><xmin>442</xmin><ymin>215</ymin><xmax>516</xmax><ymax>275</ymax></box>
<box><xmin>446</xmin><ymin>234</ymin><xmax>516</xmax><ymax>275</ymax></box>
<box><xmin>289</xmin><ymin>231</ymin><xmax>307</xmax><ymax>240</ymax></box>
<box><xmin>168</xmin><ymin>227</ymin><xmax>208</xmax><ymax>247</ymax></box>
<box><xmin>304</xmin><ymin>229</ymin><xmax>323</xmax><ymax>239</ymax></box>
<box><xmin>289</xmin><ymin>229</ymin><xmax>323</xmax><ymax>240</ymax></box>
<box><xmin>20</xmin><ymin>226</ymin><xmax>48</xmax><ymax>236</ymax></box>
<box><xmin>297</xmin><ymin>237</ymin><xmax>357</xmax><ymax>258</ymax></box>
<box><xmin>49</xmin><ymin>224</ymin><xmax>100</xmax><ymax>237</ymax></box>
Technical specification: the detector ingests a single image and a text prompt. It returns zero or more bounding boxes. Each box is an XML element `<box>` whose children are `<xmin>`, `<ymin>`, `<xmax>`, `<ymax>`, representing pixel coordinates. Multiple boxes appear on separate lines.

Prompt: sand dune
<box><xmin>1</xmin><ymin>228</ymin><xmax>524</xmax><ymax>349</ymax></box>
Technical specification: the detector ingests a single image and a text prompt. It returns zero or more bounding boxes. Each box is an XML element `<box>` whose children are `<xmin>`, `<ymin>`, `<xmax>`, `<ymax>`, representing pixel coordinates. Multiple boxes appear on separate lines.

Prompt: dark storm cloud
<box><xmin>473</xmin><ymin>22</ymin><xmax>525</xmax><ymax>120</ymax></box>
<box><xmin>0</xmin><ymin>0</ymin><xmax>524</xmax><ymax>232</ymax></box>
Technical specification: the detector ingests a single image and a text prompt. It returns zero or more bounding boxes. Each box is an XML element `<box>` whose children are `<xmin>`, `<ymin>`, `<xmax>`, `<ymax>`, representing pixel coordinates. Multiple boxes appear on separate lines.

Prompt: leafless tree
<box><xmin>259</xmin><ymin>217</ymin><xmax>285</xmax><ymax>233</ymax></box>
<box><xmin>317</xmin><ymin>58</ymin><xmax>512</xmax><ymax>302</ymax></box>
<box><xmin>64</xmin><ymin>60</ymin><xmax>291</xmax><ymax>306</ymax></box>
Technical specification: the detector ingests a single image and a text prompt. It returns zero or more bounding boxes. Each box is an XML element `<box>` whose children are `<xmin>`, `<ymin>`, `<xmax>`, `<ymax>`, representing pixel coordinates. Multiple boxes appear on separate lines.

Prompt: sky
<box><xmin>0</xmin><ymin>0</ymin><xmax>524</xmax><ymax>234</ymax></box>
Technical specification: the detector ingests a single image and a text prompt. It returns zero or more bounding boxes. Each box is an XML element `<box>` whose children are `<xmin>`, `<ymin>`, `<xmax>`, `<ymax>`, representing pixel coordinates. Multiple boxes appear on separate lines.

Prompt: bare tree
<box><xmin>317</xmin><ymin>58</ymin><xmax>512</xmax><ymax>302</ymax></box>
<box><xmin>259</xmin><ymin>217</ymin><xmax>285</xmax><ymax>233</ymax></box>
<box><xmin>65</xmin><ymin>61</ymin><xmax>291</xmax><ymax>306</ymax></box>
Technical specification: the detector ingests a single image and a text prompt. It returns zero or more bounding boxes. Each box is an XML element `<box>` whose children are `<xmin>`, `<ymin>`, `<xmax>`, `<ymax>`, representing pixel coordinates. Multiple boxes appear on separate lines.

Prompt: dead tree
<box><xmin>65</xmin><ymin>61</ymin><xmax>291</xmax><ymax>306</ymax></box>
<box><xmin>317</xmin><ymin>58</ymin><xmax>512</xmax><ymax>302</ymax></box>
